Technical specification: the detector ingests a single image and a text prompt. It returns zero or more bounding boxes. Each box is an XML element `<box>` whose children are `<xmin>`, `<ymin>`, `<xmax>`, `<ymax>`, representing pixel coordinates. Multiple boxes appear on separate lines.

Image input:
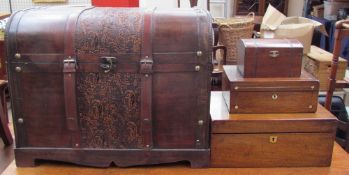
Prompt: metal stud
<box><xmin>145</xmin><ymin>144</ymin><xmax>150</xmax><ymax>148</ymax></box>
<box><xmin>309</xmin><ymin>105</ymin><xmax>313</xmax><ymax>109</ymax></box>
<box><xmin>234</xmin><ymin>86</ymin><xmax>239</xmax><ymax>90</ymax></box>
<box><xmin>198</xmin><ymin>120</ymin><xmax>204</xmax><ymax>126</ymax></box>
<box><xmin>75</xmin><ymin>143</ymin><xmax>79</xmax><ymax>147</ymax></box>
<box><xmin>18</xmin><ymin>118</ymin><xmax>24</xmax><ymax>124</ymax></box>
<box><xmin>15</xmin><ymin>67</ymin><xmax>22</xmax><ymax>72</ymax></box>
<box><xmin>14</xmin><ymin>53</ymin><xmax>21</xmax><ymax>59</ymax></box>
<box><xmin>196</xmin><ymin>139</ymin><xmax>200</xmax><ymax>143</ymax></box>
<box><xmin>195</xmin><ymin>65</ymin><xmax>200</xmax><ymax>71</ymax></box>
<box><xmin>196</xmin><ymin>51</ymin><xmax>203</xmax><ymax>57</ymax></box>
<box><xmin>145</xmin><ymin>74</ymin><xmax>149</xmax><ymax>77</ymax></box>
<box><xmin>272</xmin><ymin>94</ymin><xmax>278</xmax><ymax>100</ymax></box>
<box><xmin>311</xmin><ymin>86</ymin><xmax>315</xmax><ymax>90</ymax></box>
<box><xmin>234</xmin><ymin>105</ymin><xmax>239</xmax><ymax>110</ymax></box>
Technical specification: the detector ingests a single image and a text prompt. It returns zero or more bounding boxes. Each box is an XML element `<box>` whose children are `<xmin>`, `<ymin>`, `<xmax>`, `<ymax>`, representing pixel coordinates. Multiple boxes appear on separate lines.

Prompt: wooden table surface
<box><xmin>2</xmin><ymin>143</ymin><xmax>349</xmax><ymax>175</ymax></box>
<box><xmin>3</xmin><ymin>92</ymin><xmax>349</xmax><ymax>175</ymax></box>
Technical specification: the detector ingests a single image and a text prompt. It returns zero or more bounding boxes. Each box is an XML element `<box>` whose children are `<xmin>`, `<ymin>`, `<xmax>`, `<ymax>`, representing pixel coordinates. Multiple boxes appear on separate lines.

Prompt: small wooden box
<box><xmin>237</xmin><ymin>39</ymin><xmax>303</xmax><ymax>78</ymax></box>
<box><xmin>304</xmin><ymin>46</ymin><xmax>347</xmax><ymax>91</ymax></box>
<box><xmin>223</xmin><ymin>65</ymin><xmax>319</xmax><ymax>114</ymax></box>
<box><xmin>210</xmin><ymin>92</ymin><xmax>337</xmax><ymax>167</ymax></box>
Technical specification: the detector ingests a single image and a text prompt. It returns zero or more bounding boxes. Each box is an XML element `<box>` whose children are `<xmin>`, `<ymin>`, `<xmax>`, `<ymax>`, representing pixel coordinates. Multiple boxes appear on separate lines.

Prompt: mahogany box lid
<box><xmin>237</xmin><ymin>39</ymin><xmax>303</xmax><ymax>78</ymax></box>
<box><xmin>210</xmin><ymin>92</ymin><xmax>338</xmax><ymax>134</ymax></box>
<box><xmin>224</xmin><ymin>65</ymin><xmax>319</xmax><ymax>91</ymax></box>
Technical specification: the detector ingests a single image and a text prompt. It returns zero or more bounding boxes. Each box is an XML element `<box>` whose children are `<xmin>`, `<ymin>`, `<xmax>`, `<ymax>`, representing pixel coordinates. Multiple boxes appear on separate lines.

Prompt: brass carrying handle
<box><xmin>100</xmin><ymin>57</ymin><xmax>117</xmax><ymax>73</ymax></box>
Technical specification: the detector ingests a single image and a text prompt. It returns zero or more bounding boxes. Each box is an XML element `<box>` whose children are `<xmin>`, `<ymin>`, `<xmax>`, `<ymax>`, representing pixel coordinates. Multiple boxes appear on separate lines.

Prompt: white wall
<box><xmin>140</xmin><ymin>0</ymin><xmax>208</xmax><ymax>9</ymax></box>
<box><xmin>288</xmin><ymin>0</ymin><xmax>304</xmax><ymax>16</ymax></box>
<box><xmin>1</xmin><ymin>0</ymin><xmax>90</xmax><ymax>13</ymax></box>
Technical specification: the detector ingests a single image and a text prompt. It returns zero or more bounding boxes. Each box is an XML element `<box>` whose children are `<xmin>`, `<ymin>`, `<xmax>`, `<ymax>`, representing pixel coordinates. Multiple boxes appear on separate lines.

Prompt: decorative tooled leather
<box><xmin>74</xmin><ymin>8</ymin><xmax>143</xmax><ymax>148</ymax></box>
<box><xmin>76</xmin><ymin>73</ymin><xmax>143</xmax><ymax>148</ymax></box>
<box><xmin>75</xmin><ymin>8</ymin><xmax>142</xmax><ymax>54</ymax></box>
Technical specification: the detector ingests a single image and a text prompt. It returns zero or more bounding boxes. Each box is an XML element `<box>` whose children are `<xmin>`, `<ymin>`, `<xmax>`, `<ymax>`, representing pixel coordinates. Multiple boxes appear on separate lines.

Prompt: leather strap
<box><xmin>63</xmin><ymin>8</ymin><xmax>90</xmax><ymax>148</ymax></box>
<box><xmin>140</xmin><ymin>8</ymin><xmax>155</xmax><ymax>149</ymax></box>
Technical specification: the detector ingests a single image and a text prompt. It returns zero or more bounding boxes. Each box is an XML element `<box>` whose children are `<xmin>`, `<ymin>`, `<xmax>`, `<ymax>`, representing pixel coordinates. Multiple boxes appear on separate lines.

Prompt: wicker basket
<box><xmin>215</xmin><ymin>13</ymin><xmax>255</xmax><ymax>65</ymax></box>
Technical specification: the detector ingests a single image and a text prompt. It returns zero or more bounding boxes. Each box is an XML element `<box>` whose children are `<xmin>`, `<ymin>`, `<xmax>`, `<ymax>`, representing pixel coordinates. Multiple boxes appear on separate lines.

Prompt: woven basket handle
<box><xmin>246</xmin><ymin>12</ymin><xmax>255</xmax><ymax>19</ymax></box>
<box><xmin>218</xmin><ymin>12</ymin><xmax>255</xmax><ymax>29</ymax></box>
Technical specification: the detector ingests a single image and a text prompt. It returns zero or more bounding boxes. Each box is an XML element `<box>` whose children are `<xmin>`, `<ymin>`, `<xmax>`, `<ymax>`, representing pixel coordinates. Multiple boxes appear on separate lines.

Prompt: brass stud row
<box><xmin>14</xmin><ymin>53</ymin><xmax>21</xmax><ymax>59</ymax></box>
<box><xmin>195</xmin><ymin>50</ymin><xmax>202</xmax><ymax>72</ymax></box>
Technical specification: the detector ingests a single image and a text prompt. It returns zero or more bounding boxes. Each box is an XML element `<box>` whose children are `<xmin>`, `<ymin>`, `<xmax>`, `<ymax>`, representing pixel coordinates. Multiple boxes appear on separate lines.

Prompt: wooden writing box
<box><xmin>237</xmin><ymin>39</ymin><xmax>303</xmax><ymax>78</ymax></box>
<box><xmin>210</xmin><ymin>92</ymin><xmax>337</xmax><ymax>167</ymax></box>
<box><xmin>303</xmin><ymin>45</ymin><xmax>347</xmax><ymax>91</ymax></box>
<box><xmin>222</xmin><ymin>65</ymin><xmax>319</xmax><ymax>114</ymax></box>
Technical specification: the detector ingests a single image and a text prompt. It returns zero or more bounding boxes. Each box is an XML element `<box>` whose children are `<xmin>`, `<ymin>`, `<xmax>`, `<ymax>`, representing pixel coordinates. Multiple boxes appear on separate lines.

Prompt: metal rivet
<box><xmin>195</xmin><ymin>65</ymin><xmax>200</xmax><ymax>71</ymax></box>
<box><xmin>234</xmin><ymin>105</ymin><xmax>238</xmax><ymax>110</ymax></box>
<box><xmin>198</xmin><ymin>120</ymin><xmax>204</xmax><ymax>125</ymax></box>
<box><xmin>309</xmin><ymin>105</ymin><xmax>313</xmax><ymax>109</ymax></box>
<box><xmin>15</xmin><ymin>67</ymin><xmax>22</xmax><ymax>72</ymax></box>
<box><xmin>14</xmin><ymin>53</ymin><xmax>21</xmax><ymax>59</ymax></box>
<box><xmin>75</xmin><ymin>143</ymin><xmax>79</xmax><ymax>147</ymax></box>
<box><xmin>18</xmin><ymin>118</ymin><xmax>24</xmax><ymax>124</ymax></box>
<box><xmin>197</xmin><ymin>51</ymin><xmax>203</xmax><ymax>57</ymax></box>
<box><xmin>146</xmin><ymin>144</ymin><xmax>150</xmax><ymax>148</ymax></box>
<box><xmin>145</xmin><ymin>74</ymin><xmax>149</xmax><ymax>77</ymax></box>
<box><xmin>311</xmin><ymin>86</ymin><xmax>315</xmax><ymax>89</ymax></box>
<box><xmin>272</xmin><ymin>94</ymin><xmax>278</xmax><ymax>100</ymax></box>
<box><xmin>196</xmin><ymin>139</ymin><xmax>200</xmax><ymax>142</ymax></box>
<box><xmin>234</xmin><ymin>86</ymin><xmax>239</xmax><ymax>90</ymax></box>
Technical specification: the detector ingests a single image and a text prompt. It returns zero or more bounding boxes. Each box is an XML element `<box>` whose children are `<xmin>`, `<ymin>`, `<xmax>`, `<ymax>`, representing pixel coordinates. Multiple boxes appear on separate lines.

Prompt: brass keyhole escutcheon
<box><xmin>272</xmin><ymin>94</ymin><xmax>278</xmax><ymax>100</ymax></box>
<box><xmin>269</xmin><ymin>136</ymin><xmax>278</xmax><ymax>144</ymax></box>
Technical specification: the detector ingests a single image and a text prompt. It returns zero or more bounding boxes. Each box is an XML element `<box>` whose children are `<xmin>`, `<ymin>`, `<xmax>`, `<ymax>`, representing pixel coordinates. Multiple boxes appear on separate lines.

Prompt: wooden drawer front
<box><xmin>211</xmin><ymin>133</ymin><xmax>335</xmax><ymax>167</ymax></box>
<box><xmin>230</xmin><ymin>91</ymin><xmax>317</xmax><ymax>113</ymax></box>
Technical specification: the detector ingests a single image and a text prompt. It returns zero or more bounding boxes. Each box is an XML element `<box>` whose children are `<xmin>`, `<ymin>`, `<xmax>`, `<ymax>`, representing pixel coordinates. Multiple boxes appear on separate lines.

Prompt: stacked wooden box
<box><xmin>211</xmin><ymin>39</ymin><xmax>338</xmax><ymax>168</ymax></box>
<box><xmin>304</xmin><ymin>45</ymin><xmax>347</xmax><ymax>91</ymax></box>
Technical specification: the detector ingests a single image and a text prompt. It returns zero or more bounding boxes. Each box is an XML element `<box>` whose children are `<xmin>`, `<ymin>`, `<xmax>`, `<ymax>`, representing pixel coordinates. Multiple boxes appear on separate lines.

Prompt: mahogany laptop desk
<box><xmin>3</xmin><ymin>92</ymin><xmax>349</xmax><ymax>175</ymax></box>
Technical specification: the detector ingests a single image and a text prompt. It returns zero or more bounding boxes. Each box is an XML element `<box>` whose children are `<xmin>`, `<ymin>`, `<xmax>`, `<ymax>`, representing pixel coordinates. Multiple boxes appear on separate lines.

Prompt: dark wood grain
<box><xmin>222</xmin><ymin>65</ymin><xmax>319</xmax><ymax>114</ymax></box>
<box><xmin>210</xmin><ymin>92</ymin><xmax>337</xmax><ymax>168</ymax></box>
<box><xmin>237</xmin><ymin>39</ymin><xmax>303</xmax><ymax>78</ymax></box>
<box><xmin>5</xmin><ymin>7</ymin><xmax>213</xmax><ymax>168</ymax></box>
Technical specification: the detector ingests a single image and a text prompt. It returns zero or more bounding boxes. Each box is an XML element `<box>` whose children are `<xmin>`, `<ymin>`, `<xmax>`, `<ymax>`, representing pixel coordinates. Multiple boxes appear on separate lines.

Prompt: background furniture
<box><xmin>325</xmin><ymin>19</ymin><xmax>349</xmax><ymax>152</ymax></box>
<box><xmin>91</xmin><ymin>0</ymin><xmax>139</xmax><ymax>7</ymax></box>
<box><xmin>0</xmin><ymin>13</ymin><xmax>10</xmax><ymax>80</ymax></box>
<box><xmin>234</xmin><ymin>0</ymin><xmax>288</xmax><ymax>15</ymax></box>
<box><xmin>178</xmin><ymin>0</ymin><xmax>210</xmax><ymax>10</ymax></box>
<box><xmin>0</xmin><ymin>80</ymin><xmax>11</xmax><ymax>146</ymax></box>
<box><xmin>309</xmin><ymin>16</ymin><xmax>349</xmax><ymax>61</ymax></box>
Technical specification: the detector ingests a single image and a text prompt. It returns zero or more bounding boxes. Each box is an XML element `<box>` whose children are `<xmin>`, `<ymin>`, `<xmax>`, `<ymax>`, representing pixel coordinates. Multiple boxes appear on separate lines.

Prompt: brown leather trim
<box><xmin>140</xmin><ymin>9</ymin><xmax>155</xmax><ymax>149</ymax></box>
<box><xmin>5</xmin><ymin>10</ymin><xmax>28</xmax><ymax>147</ymax></box>
<box><xmin>10</xmin><ymin>63</ymin><xmax>207</xmax><ymax>73</ymax></box>
<box><xmin>63</xmin><ymin>7</ymin><xmax>93</xmax><ymax>148</ymax></box>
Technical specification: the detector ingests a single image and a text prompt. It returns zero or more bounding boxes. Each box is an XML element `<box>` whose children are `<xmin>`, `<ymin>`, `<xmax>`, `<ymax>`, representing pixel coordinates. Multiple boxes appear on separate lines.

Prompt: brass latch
<box><xmin>100</xmin><ymin>57</ymin><xmax>117</xmax><ymax>73</ymax></box>
<box><xmin>140</xmin><ymin>57</ymin><xmax>153</xmax><ymax>74</ymax></box>
<box><xmin>269</xmin><ymin>136</ymin><xmax>278</xmax><ymax>144</ymax></box>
